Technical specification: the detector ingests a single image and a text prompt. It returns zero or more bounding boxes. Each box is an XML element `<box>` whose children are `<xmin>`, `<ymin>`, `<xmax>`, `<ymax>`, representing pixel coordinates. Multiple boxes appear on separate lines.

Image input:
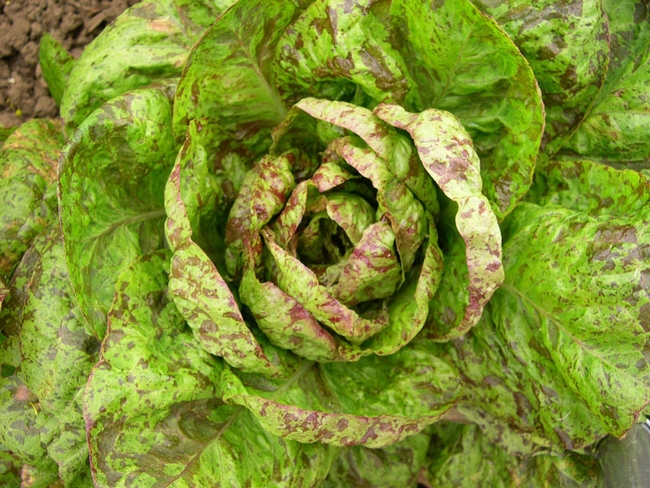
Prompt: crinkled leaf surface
<box><xmin>391</xmin><ymin>0</ymin><xmax>545</xmax><ymax>218</ymax></box>
<box><xmin>0</xmin><ymin>119</ymin><xmax>63</xmax><ymax>281</ymax></box>
<box><xmin>274</xmin><ymin>0</ymin><xmax>544</xmax><ymax>219</ymax></box>
<box><xmin>0</xmin><ymin>226</ymin><xmax>96</xmax><ymax>486</ymax></box>
<box><xmin>375</xmin><ymin>104</ymin><xmax>503</xmax><ymax>339</ymax></box>
<box><xmin>84</xmin><ymin>250</ymin><xmax>337</xmax><ymax>487</ymax></box>
<box><xmin>493</xmin><ymin>199</ymin><xmax>650</xmax><ymax>439</ymax></box>
<box><xmin>558</xmin><ymin>0</ymin><xmax>650</xmax><ymax>169</ymax></box>
<box><xmin>470</xmin><ymin>0</ymin><xmax>609</xmax><ymax>156</ymax></box>
<box><xmin>61</xmin><ymin>0</ymin><xmax>234</xmax><ymax>129</ymax></box>
<box><xmin>173</xmin><ymin>0</ymin><xmax>304</xmax><ymax>145</ymax></box>
<box><xmin>165</xmin><ymin>153</ymin><xmax>288</xmax><ymax>377</ymax></box>
<box><xmin>15</xmin><ymin>227</ymin><xmax>96</xmax><ymax>485</ymax></box>
<box><xmin>59</xmin><ymin>83</ymin><xmax>177</xmax><ymax>339</ymax></box>
<box><xmin>323</xmin><ymin>431</ymin><xmax>430</xmax><ymax>488</ymax></box>
<box><xmin>221</xmin><ymin>338</ymin><xmax>462</xmax><ymax>448</ymax></box>
<box><xmin>39</xmin><ymin>33</ymin><xmax>75</xmax><ymax>106</ymax></box>
<box><xmin>425</xmin><ymin>423</ymin><xmax>600</xmax><ymax>487</ymax></box>
<box><xmin>437</xmin><ymin>309</ymin><xmax>610</xmax><ymax>455</ymax></box>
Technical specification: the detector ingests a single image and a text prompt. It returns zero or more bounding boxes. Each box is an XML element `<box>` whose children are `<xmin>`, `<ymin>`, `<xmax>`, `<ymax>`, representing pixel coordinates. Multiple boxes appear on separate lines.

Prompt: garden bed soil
<box><xmin>0</xmin><ymin>0</ymin><xmax>138</xmax><ymax>128</ymax></box>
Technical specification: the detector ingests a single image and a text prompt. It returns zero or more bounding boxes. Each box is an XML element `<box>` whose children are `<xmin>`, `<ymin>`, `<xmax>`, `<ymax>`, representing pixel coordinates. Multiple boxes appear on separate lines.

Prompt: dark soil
<box><xmin>0</xmin><ymin>0</ymin><xmax>138</xmax><ymax>128</ymax></box>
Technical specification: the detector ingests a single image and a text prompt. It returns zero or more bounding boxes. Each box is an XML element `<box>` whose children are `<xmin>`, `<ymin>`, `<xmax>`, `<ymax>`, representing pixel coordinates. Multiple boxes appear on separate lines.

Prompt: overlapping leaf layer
<box><xmin>1</xmin><ymin>0</ymin><xmax>649</xmax><ymax>486</ymax></box>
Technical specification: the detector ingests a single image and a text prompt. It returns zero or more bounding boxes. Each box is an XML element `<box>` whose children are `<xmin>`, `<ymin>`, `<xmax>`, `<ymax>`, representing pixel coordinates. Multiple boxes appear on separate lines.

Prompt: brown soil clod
<box><xmin>0</xmin><ymin>0</ymin><xmax>139</xmax><ymax>128</ymax></box>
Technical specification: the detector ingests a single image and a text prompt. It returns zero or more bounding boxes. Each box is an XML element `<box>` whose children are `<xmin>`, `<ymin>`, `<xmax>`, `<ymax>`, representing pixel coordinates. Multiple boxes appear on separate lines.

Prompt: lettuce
<box><xmin>0</xmin><ymin>0</ymin><xmax>649</xmax><ymax>486</ymax></box>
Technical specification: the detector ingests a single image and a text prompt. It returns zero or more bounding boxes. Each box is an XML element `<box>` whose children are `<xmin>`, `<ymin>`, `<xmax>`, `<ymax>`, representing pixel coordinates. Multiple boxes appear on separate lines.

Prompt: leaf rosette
<box><xmin>166</xmin><ymin>96</ymin><xmax>504</xmax><ymax>370</ymax></box>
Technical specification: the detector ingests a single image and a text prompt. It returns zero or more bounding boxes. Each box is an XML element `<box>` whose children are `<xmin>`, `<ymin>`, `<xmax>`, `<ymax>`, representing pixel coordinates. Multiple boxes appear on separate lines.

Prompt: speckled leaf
<box><xmin>559</xmin><ymin>0</ymin><xmax>650</xmax><ymax>168</ymax></box>
<box><xmin>442</xmin><ymin>305</ymin><xmax>611</xmax><ymax>455</ymax></box>
<box><xmin>375</xmin><ymin>105</ymin><xmax>503</xmax><ymax>339</ymax></box>
<box><xmin>61</xmin><ymin>0</ymin><xmax>234</xmax><ymax>128</ymax></box>
<box><xmin>173</xmin><ymin>0</ymin><xmax>305</xmax><ymax>144</ymax></box>
<box><xmin>0</xmin><ymin>119</ymin><xmax>63</xmax><ymax>281</ymax></box>
<box><xmin>221</xmin><ymin>338</ymin><xmax>462</xmax><ymax>448</ymax></box>
<box><xmin>273</xmin><ymin>0</ymin><xmax>415</xmax><ymax>107</ymax></box>
<box><xmin>529</xmin><ymin>157</ymin><xmax>650</xmax><ymax>217</ymax></box>
<box><xmin>324</xmin><ymin>431</ymin><xmax>431</xmax><ymax>488</ymax></box>
<box><xmin>59</xmin><ymin>83</ymin><xmax>176</xmax><ymax>339</ymax></box>
<box><xmin>165</xmin><ymin>155</ymin><xmax>288</xmax><ymax>377</ymax></box>
<box><xmin>470</xmin><ymin>0</ymin><xmax>609</xmax><ymax>156</ymax></box>
<box><xmin>388</xmin><ymin>0</ymin><xmax>544</xmax><ymax>219</ymax></box>
<box><xmin>0</xmin><ymin>226</ymin><xmax>96</xmax><ymax>486</ymax></box>
<box><xmin>0</xmin><ymin>126</ymin><xmax>17</xmax><ymax>147</ymax></box>
<box><xmin>495</xmin><ymin>200</ymin><xmax>650</xmax><ymax>438</ymax></box>
<box><xmin>425</xmin><ymin>423</ymin><xmax>600</xmax><ymax>487</ymax></box>
<box><xmin>15</xmin><ymin>228</ymin><xmax>96</xmax><ymax>485</ymax></box>
<box><xmin>0</xmin><ymin>375</ymin><xmax>59</xmax><ymax>487</ymax></box>
<box><xmin>39</xmin><ymin>33</ymin><xmax>75</xmax><ymax>106</ymax></box>
<box><xmin>85</xmin><ymin>251</ymin><xmax>337</xmax><ymax>487</ymax></box>
<box><xmin>0</xmin><ymin>447</ymin><xmax>21</xmax><ymax>488</ymax></box>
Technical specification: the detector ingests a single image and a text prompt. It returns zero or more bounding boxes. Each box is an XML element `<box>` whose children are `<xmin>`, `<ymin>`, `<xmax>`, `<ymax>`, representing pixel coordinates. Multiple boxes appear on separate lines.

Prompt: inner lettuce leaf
<box><xmin>59</xmin><ymin>82</ymin><xmax>178</xmax><ymax>339</ymax></box>
<box><xmin>61</xmin><ymin>0</ymin><xmax>236</xmax><ymax>129</ymax></box>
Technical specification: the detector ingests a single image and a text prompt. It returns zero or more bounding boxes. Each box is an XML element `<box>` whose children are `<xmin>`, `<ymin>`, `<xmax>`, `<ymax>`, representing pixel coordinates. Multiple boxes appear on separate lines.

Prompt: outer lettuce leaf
<box><xmin>0</xmin><ymin>119</ymin><xmax>64</xmax><ymax>281</ymax></box>
<box><xmin>173</xmin><ymin>0</ymin><xmax>305</xmax><ymax>146</ymax></box>
<box><xmin>440</xmin><ymin>310</ymin><xmax>610</xmax><ymax>455</ymax></box>
<box><xmin>452</xmin><ymin>193</ymin><xmax>650</xmax><ymax>452</ymax></box>
<box><xmin>221</xmin><ymin>338</ymin><xmax>462</xmax><ymax>448</ymax></box>
<box><xmin>59</xmin><ymin>83</ymin><xmax>177</xmax><ymax>339</ymax></box>
<box><xmin>15</xmin><ymin>228</ymin><xmax>96</xmax><ymax>485</ymax></box>
<box><xmin>530</xmin><ymin>157</ymin><xmax>650</xmax><ymax>217</ymax></box>
<box><xmin>84</xmin><ymin>250</ymin><xmax>337</xmax><ymax>487</ymax></box>
<box><xmin>323</xmin><ymin>431</ymin><xmax>431</xmax><ymax>488</ymax></box>
<box><xmin>558</xmin><ymin>0</ymin><xmax>650</xmax><ymax>168</ymax></box>
<box><xmin>470</xmin><ymin>0</ymin><xmax>609</xmax><ymax>156</ymax></box>
<box><xmin>425</xmin><ymin>423</ymin><xmax>600</xmax><ymax>487</ymax></box>
<box><xmin>273</xmin><ymin>0</ymin><xmax>415</xmax><ymax>107</ymax></box>
<box><xmin>61</xmin><ymin>0</ymin><xmax>234</xmax><ymax>129</ymax></box>
<box><xmin>375</xmin><ymin>105</ymin><xmax>503</xmax><ymax>339</ymax></box>
<box><xmin>39</xmin><ymin>33</ymin><xmax>75</xmax><ymax>106</ymax></box>
<box><xmin>0</xmin><ymin>227</ymin><xmax>95</xmax><ymax>486</ymax></box>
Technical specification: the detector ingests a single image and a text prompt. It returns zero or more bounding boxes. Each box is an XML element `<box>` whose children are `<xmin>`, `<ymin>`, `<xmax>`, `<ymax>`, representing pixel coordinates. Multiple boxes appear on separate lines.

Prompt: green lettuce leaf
<box><xmin>274</xmin><ymin>0</ymin><xmax>544</xmax><ymax>218</ymax></box>
<box><xmin>498</xmin><ymin>205</ymin><xmax>650</xmax><ymax>438</ymax></box>
<box><xmin>59</xmin><ymin>83</ymin><xmax>177</xmax><ymax>339</ymax></box>
<box><xmin>0</xmin><ymin>119</ymin><xmax>64</xmax><ymax>281</ymax></box>
<box><xmin>221</xmin><ymin>338</ymin><xmax>461</xmax><ymax>448</ymax></box>
<box><xmin>84</xmin><ymin>250</ymin><xmax>337</xmax><ymax>487</ymax></box>
<box><xmin>0</xmin><ymin>226</ymin><xmax>96</xmax><ymax>486</ymax></box>
<box><xmin>165</xmin><ymin>151</ymin><xmax>291</xmax><ymax>378</ymax></box>
<box><xmin>557</xmin><ymin>0</ymin><xmax>650</xmax><ymax>169</ymax></box>
<box><xmin>425</xmin><ymin>423</ymin><xmax>600</xmax><ymax>487</ymax></box>
<box><xmin>324</xmin><ymin>431</ymin><xmax>431</xmax><ymax>488</ymax></box>
<box><xmin>470</xmin><ymin>0</ymin><xmax>609</xmax><ymax>156</ymax></box>
<box><xmin>61</xmin><ymin>0</ymin><xmax>235</xmax><ymax>129</ymax></box>
<box><xmin>39</xmin><ymin>33</ymin><xmax>75</xmax><ymax>106</ymax></box>
<box><xmin>173</xmin><ymin>0</ymin><xmax>305</xmax><ymax>147</ymax></box>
